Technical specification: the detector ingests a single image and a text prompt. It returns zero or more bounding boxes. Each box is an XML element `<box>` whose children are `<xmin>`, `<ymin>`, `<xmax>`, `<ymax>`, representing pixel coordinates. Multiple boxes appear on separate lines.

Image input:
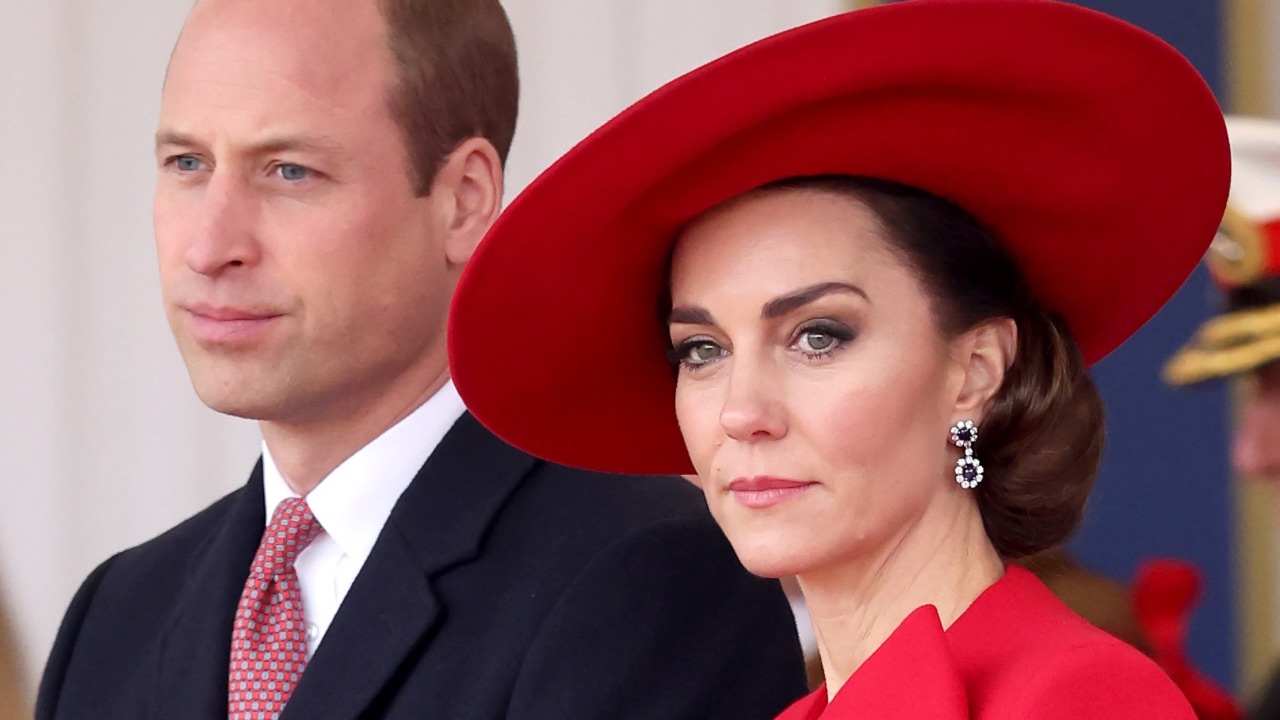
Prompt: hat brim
<box><xmin>450</xmin><ymin>0</ymin><xmax>1230</xmax><ymax>475</ymax></box>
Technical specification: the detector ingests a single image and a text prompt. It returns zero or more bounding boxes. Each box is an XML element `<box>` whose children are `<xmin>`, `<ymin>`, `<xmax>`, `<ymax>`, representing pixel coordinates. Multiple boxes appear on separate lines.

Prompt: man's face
<box><xmin>1232</xmin><ymin>362</ymin><xmax>1280</xmax><ymax>487</ymax></box>
<box><xmin>154</xmin><ymin>0</ymin><xmax>456</xmax><ymax>428</ymax></box>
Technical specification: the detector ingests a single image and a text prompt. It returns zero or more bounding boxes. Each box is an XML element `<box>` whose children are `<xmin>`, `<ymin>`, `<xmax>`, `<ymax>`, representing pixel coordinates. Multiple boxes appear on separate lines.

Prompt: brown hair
<box><xmin>378</xmin><ymin>0</ymin><xmax>519</xmax><ymax>195</ymax></box>
<box><xmin>768</xmin><ymin>176</ymin><xmax>1105</xmax><ymax>559</ymax></box>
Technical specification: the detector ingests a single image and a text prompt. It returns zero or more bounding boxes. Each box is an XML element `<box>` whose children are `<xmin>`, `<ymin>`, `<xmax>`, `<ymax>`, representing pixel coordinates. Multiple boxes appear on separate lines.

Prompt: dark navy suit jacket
<box><xmin>36</xmin><ymin>413</ymin><xmax>807</xmax><ymax>719</ymax></box>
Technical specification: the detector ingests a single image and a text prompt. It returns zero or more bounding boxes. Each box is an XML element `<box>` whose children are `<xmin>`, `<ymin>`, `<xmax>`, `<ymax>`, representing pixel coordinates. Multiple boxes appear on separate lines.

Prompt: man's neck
<box><xmin>260</xmin><ymin>371</ymin><xmax>451</xmax><ymax>495</ymax></box>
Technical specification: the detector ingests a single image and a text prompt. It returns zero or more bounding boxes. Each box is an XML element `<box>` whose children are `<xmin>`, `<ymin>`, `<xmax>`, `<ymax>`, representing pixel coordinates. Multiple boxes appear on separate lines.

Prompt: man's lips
<box><xmin>186</xmin><ymin>303</ymin><xmax>279</xmax><ymax>321</ymax></box>
<box><xmin>183</xmin><ymin>304</ymin><xmax>283</xmax><ymax>346</ymax></box>
<box><xmin>727</xmin><ymin>476</ymin><xmax>817</xmax><ymax>509</ymax></box>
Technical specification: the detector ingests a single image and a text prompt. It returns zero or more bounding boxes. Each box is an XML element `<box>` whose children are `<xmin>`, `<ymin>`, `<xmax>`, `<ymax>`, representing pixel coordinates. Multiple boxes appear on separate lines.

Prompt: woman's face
<box><xmin>668</xmin><ymin>187</ymin><xmax>975</xmax><ymax>578</ymax></box>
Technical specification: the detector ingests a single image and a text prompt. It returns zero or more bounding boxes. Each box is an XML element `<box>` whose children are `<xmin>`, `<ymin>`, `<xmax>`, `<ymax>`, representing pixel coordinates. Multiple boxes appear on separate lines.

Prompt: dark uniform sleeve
<box><xmin>507</xmin><ymin>517</ymin><xmax>808</xmax><ymax>720</ymax></box>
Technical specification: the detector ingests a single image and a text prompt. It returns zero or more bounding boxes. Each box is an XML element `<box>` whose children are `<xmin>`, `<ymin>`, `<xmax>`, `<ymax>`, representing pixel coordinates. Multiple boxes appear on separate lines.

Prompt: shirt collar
<box><xmin>262</xmin><ymin>380</ymin><xmax>467</xmax><ymax>564</ymax></box>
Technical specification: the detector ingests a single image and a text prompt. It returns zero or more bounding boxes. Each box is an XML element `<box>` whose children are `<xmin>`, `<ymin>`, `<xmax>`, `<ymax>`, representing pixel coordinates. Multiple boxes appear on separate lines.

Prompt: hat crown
<box><xmin>452</xmin><ymin>0</ymin><xmax>1230</xmax><ymax>471</ymax></box>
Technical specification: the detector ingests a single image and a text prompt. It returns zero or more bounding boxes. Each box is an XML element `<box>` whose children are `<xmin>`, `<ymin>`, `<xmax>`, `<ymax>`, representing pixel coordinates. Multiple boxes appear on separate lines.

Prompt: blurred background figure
<box><xmin>1166</xmin><ymin>115</ymin><xmax>1280</xmax><ymax>720</ymax></box>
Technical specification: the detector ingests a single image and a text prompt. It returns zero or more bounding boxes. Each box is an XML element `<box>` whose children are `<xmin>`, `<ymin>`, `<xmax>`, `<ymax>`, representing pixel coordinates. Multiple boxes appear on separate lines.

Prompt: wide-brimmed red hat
<box><xmin>449</xmin><ymin>0</ymin><xmax>1230</xmax><ymax>475</ymax></box>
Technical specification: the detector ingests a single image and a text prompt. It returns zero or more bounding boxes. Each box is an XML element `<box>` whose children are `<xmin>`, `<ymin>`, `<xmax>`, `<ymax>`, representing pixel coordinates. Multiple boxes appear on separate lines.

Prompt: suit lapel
<box><xmin>281</xmin><ymin>413</ymin><xmax>538</xmax><ymax>719</ymax></box>
<box><xmin>152</xmin><ymin>461</ymin><xmax>267</xmax><ymax>720</ymax></box>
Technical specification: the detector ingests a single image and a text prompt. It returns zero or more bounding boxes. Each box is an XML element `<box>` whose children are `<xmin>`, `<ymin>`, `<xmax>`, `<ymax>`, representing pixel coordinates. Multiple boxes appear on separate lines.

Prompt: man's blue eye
<box><xmin>279</xmin><ymin>164</ymin><xmax>309</xmax><ymax>181</ymax></box>
<box><xmin>175</xmin><ymin>156</ymin><xmax>202</xmax><ymax>171</ymax></box>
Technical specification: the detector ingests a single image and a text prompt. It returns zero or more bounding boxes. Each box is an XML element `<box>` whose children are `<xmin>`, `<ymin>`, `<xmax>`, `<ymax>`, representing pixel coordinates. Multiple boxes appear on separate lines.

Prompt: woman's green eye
<box><xmin>688</xmin><ymin>343</ymin><xmax>721</xmax><ymax>363</ymax></box>
<box><xmin>799</xmin><ymin>331</ymin><xmax>836</xmax><ymax>352</ymax></box>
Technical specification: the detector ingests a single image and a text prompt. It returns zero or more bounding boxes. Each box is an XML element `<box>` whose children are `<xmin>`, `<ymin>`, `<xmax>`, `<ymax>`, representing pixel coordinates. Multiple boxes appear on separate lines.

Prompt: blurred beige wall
<box><xmin>0</xmin><ymin>0</ymin><xmax>847</xmax><ymax>705</ymax></box>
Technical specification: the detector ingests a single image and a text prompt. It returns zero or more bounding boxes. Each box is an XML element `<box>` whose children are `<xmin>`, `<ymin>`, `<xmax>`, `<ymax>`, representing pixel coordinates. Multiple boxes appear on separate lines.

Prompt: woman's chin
<box><xmin>709</xmin><ymin>497</ymin><xmax>844</xmax><ymax>578</ymax></box>
<box><xmin>725</xmin><ymin>534</ymin><xmax>812</xmax><ymax>579</ymax></box>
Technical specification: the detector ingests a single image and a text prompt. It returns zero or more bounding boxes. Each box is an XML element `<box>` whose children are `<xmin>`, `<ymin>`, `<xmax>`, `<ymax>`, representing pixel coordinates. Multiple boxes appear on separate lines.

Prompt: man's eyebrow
<box><xmin>154</xmin><ymin>131</ymin><xmax>343</xmax><ymax>155</ymax></box>
<box><xmin>248</xmin><ymin>134</ymin><xmax>344</xmax><ymax>155</ymax></box>
<box><xmin>155</xmin><ymin>130</ymin><xmax>200</xmax><ymax>150</ymax></box>
<box><xmin>761</xmin><ymin>282</ymin><xmax>869</xmax><ymax>319</ymax></box>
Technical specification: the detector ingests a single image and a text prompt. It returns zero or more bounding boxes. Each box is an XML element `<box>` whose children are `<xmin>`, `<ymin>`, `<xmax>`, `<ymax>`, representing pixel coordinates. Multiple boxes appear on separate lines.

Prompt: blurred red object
<box><xmin>1133</xmin><ymin>558</ymin><xmax>1244</xmax><ymax>720</ymax></box>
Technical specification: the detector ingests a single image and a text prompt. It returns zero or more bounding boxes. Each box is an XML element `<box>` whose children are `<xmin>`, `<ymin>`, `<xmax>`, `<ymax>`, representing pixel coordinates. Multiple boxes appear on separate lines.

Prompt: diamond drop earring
<box><xmin>950</xmin><ymin>420</ymin><xmax>984</xmax><ymax>489</ymax></box>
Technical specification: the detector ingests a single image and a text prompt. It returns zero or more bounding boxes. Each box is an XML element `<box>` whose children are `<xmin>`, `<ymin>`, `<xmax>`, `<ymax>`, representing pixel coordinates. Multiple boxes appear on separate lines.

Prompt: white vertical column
<box><xmin>1267</xmin><ymin>1</ymin><xmax>1280</xmax><ymax>115</ymax></box>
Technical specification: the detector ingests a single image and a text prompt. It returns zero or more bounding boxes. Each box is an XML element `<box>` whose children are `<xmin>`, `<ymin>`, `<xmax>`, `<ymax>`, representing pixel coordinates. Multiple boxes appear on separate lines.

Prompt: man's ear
<box><xmin>952</xmin><ymin>317</ymin><xmax>1017</xmax><ymax>422</ymax></box>
<box><xmin>430</xmin><ymin>137</ymin><xmax>504</xmax><ymax>268</ymax></box>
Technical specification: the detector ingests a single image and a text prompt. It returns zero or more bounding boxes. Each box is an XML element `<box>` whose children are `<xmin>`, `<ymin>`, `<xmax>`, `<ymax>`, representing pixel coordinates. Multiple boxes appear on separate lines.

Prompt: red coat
<box><xmin>777</xmin><ymin>566</ymin><xmax>1195</xmax><ymax>719</ymax></box>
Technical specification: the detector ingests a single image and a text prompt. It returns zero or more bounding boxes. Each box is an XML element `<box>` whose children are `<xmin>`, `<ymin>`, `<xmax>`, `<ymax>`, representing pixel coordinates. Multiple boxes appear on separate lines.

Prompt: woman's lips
<box><xmin>727</xmin><ymin>476</ymin><xmax>817</xmax><ymax>509</ymax></box>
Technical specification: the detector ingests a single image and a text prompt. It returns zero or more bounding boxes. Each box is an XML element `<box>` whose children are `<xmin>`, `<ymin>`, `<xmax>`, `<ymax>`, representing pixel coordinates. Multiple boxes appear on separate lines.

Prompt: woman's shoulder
<box><xmin>987</xmin><ymin>638</ymin><xmax>1194</xmax><ymax>718</ymax></box>
<box><xmin>957</xmin><ymin>566</ymin><xmax>1195</xmax><ymax>718</ymax></box>
<box><xmin>956</xmin><ymin>565</ymin><xmax>1143</xmax><ymax>654</ymax></box>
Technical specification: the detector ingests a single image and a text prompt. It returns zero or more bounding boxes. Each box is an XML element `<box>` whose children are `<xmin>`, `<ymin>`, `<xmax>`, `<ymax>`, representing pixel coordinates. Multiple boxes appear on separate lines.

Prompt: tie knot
<box><xmin>252</xmin><ymin>497</ymin><xmax>323</xmax><ymax>578</ymax></box>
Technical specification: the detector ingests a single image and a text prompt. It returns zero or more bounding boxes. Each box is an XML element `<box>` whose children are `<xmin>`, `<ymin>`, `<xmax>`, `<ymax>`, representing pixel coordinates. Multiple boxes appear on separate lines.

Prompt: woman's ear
<box><xmin>953</xmin><ymin>317</ymin><xmax>1017</xmax><ymax>422</ymax></box>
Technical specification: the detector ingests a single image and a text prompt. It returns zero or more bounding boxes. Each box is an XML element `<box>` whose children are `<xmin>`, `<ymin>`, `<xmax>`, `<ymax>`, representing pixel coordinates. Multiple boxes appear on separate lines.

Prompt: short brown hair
<box><xmin>378</xmin><ymin>0</ymin><xmax>519</xmax><ymax>195</ymax></box>
<box><xmin>768</xmin><ymin>176</ymin><xmax>1106</xmax><ymax>559</ymax></box>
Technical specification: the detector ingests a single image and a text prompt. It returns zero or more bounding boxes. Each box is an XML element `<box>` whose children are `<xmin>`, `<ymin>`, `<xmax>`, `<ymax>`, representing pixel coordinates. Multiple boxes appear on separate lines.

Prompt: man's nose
<box><xmin>182</xmin><ymin>172</ymin><xmax>261</xmax><ymax>276</ymax></box>
<box><xmin>1231</xmin><ymin>395</ymin><xmax>1280</xmax><ymax>483</ymax></box>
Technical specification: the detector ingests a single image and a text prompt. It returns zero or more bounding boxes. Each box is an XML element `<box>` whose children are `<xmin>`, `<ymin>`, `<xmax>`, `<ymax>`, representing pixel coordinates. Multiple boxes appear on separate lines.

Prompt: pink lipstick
<box><xmin>727</xmin><ymin>476</ymin><xmax>815</xmax><ymax>509</ymax></box>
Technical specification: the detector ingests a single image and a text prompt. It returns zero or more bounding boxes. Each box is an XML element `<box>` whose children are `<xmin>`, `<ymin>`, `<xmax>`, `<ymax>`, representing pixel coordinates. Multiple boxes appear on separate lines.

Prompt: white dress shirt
<box><xmin>261</xmin><ymin>380</ymin><xmax>467</xmax><ymax>659</ymax></box>
<box><xmin>789</xmin><ymin>596</ymin><xmax>819</xmax><ymax>659</ymax></box>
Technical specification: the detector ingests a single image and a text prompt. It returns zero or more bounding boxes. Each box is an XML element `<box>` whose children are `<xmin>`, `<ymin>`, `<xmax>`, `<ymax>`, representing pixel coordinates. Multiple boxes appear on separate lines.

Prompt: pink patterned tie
<box><xmin>228</xmin><ymin>497</ymin><xmax>324</xmax><ymax>720</ymax></box>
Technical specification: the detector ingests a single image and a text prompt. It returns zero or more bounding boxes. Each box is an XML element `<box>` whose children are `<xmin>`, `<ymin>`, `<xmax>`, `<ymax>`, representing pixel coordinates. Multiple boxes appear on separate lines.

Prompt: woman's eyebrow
<box><xmin>761</xmin><ymin>282</ymin><xmax>869</xmax><ymax>319</ymax></box>
<box><xmin>668</xmin><ymin>306</ymin><xmax>715</xmax><ymax>325</ymax></box>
